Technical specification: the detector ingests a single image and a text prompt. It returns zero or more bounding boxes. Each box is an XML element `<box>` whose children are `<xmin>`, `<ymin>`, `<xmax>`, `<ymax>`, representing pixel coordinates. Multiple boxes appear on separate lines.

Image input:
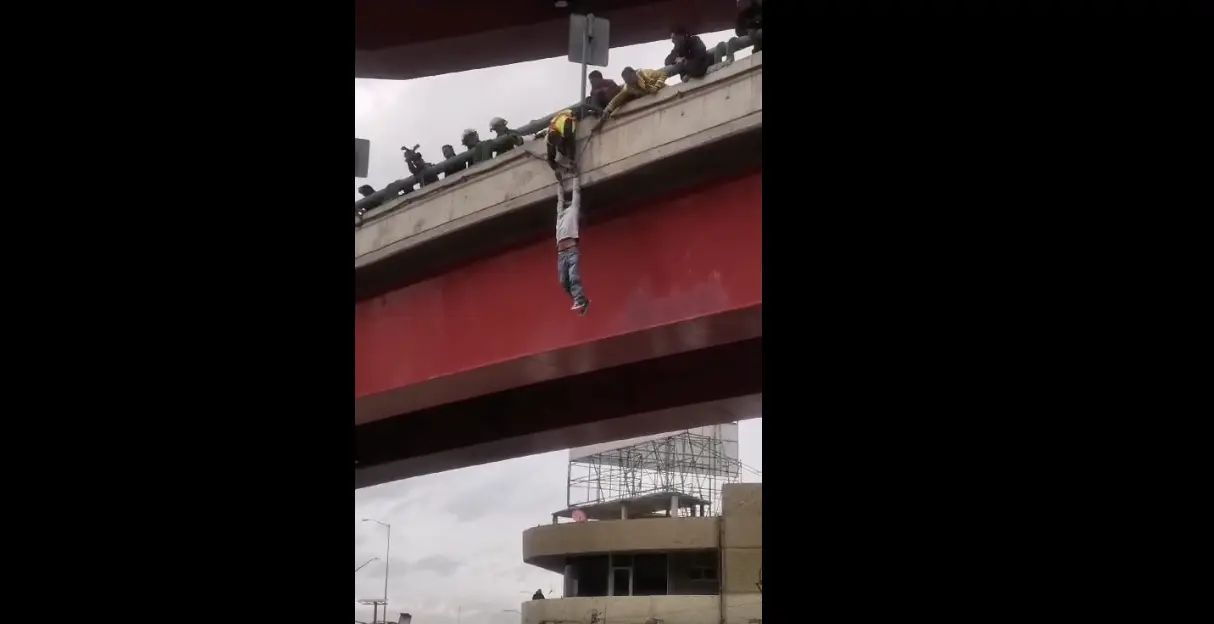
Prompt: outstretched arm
<box><xmin>604</xmin><ymin>87</ymin><xmax>631</xmax><ymax>116</ymax></box>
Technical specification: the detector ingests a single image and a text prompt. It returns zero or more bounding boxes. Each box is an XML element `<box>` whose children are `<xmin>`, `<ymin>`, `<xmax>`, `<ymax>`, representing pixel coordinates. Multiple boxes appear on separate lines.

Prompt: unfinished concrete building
<box><xmin>521</xmin><ymin>432</ymin><xmax>762</xmax><ymax>624</ymax></box>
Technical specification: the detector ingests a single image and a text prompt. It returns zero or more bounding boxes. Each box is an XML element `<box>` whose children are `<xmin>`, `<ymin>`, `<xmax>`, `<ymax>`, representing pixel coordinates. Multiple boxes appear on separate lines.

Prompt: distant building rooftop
<box><xmin>554</xmin><ymin>491</ymin><xmax>711</xmax><ymax>521</ymax></box>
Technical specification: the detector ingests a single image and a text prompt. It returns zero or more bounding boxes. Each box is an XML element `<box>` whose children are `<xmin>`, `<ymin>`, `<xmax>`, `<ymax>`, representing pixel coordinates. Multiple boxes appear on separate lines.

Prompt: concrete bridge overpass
<box><xmin>355</xmin><ymin>52</ymin><xmax>762</xmax><ymax>488</ymax></box>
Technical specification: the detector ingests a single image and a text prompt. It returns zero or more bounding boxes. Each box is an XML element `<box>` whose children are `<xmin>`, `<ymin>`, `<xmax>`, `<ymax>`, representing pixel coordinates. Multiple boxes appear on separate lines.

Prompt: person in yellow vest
<box><xmin>602</xmin><ymin>67</ymin><xmax>668</xmax><ymax>121</ymax></box>
<box><xmin>546</xmin><ymin>109</ymin><xmax>579</xmax><ymax>175</ymax></box>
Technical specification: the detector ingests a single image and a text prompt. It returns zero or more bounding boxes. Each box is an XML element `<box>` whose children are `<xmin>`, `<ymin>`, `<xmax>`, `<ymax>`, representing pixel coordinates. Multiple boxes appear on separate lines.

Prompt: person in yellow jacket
<box><xmin>603</xmin><ymin>67</ymin><xmax>668</xmax><ymax>120</ymax></box>
<box><xmin>546</xmin><ymin>109</ymin><xmax>579</xmax><ymax>174</ymax></box>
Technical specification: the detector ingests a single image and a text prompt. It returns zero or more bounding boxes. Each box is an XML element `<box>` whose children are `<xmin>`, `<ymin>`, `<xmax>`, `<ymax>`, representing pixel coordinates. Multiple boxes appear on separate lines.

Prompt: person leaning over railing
<box><xmin>586</xmin><ymin>70</ymin><xmax>622</xmax><ymax>111</ymax></box>
<box><xmin>438</xmin><ymin>145</ymin><xmax>466</xmax><ymax>179</ymax></box>
<box><xmin>488</xmin><ymin>117</ymin><xmax>525</xmax><ymax>156</ymax></box>
<box><xmin>460</xmin><ymin>128</ymin><xmax>495</xmax><ymax>166</ymax></box>
<box><xmin>546</xmin><ymin>109</ymin><xmax>580</xmax><ymax>179</ymax></box>
<box><xmin>736</xmin><ymin>0</ymin><xmax>763</xmax><ymax>52</ymax></box>
<box><xmin>401</xmin><ymin>144</ymin><xmax>440</xmax><ymax>187</ymax></box>
<box><xmin>356</xmin><ymin>185</ymin><xmax>378</xmax><ymax>217</ymax></box>
<box><xmin>353</xmin><ymin>33</ymin><xmax>762</xmax><ymax>227</ymax></box>
<box><xmin>355</xmin><ymin>184</ymin><xmax>412</xmax><ymax>223</ymax></box>
<box><xmin>601</xmin><ymin>66</ymin><xmax>668</xmax><ymax>122</ymax></box>
<box><xmin>666</xmin><ymin>27</ymin><xmax>712</xmax><ymax>81</ymax></box>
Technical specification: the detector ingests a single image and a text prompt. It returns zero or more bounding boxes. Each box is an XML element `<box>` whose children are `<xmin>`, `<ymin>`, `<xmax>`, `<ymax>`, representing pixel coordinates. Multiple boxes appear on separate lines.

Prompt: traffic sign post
<box><xmin>355</xmin><ymin>137</ymin><xmax>370</xmax><ymax>178</ymax></box>
<box><xmin>568</xmin><ymin>14</ymin><xmax>610</xmax><ymax>116</ymax></box>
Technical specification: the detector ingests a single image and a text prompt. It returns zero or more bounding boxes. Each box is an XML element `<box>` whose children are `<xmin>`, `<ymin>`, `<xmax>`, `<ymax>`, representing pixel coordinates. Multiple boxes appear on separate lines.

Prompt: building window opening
<box><xmin>687</xmin><ymin>551</ymin><xmax>718</xmax><ymax>582</ymax></box>
<box><xmin>611</xmin><ymin>567</ymin><xmax>632</xmax><ymax>596</ymax></box>
<box><xmin>632</xmin><ymin>554</ymin><xmax>669</xmax><ymax>596</ymax></box>
<box><xmin>575</xmin><ymin>554</ymin><xmax>609</xmax><ymax>597</ymax></box>
<box><xmin>568</xmin><ymin>553</ymin><xmax>681</xmax><ymax>597</ymax></box>
<box><xmin>610</xmin><ymin>553</ymin><xmax>633</xmax><ymax>596</ymax></box>
<box><xmin>667</xmin><ymin>550</ymin><xmax>720</xmax><ymax>595</ymax></box>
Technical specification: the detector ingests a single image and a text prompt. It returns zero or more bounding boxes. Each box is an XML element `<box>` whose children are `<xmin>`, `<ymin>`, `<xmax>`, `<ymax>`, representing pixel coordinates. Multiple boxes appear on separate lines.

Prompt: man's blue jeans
<box><xmin>557</xmin><ymin>247</ymin><xmax>587</xmax><ymax>306</ymax></box>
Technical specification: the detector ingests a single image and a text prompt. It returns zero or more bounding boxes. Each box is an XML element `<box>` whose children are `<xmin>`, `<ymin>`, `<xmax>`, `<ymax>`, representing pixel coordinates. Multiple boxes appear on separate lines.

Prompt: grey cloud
<box><xmin>439</xmin><ymin>468</ymin><xmax>535</xmax><ymax>523</ymax></box>
<box><xmin>411</xmin><ymin>554</ymin><xmax>462</xmax><ymax>577</ymax></box>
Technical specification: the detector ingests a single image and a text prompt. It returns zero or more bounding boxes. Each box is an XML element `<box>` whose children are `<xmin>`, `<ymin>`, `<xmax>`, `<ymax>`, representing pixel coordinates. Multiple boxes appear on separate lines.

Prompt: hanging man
<box><xmin>555</xmin><ymin>176</ymin><xmax>590</xmax><ymax>315</ymax></box>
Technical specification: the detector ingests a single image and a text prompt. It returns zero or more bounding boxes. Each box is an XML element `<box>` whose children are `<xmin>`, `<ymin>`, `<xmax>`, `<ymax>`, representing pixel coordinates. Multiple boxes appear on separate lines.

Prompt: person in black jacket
<box><xmin>401</xmin><ymin>144</ymin><xmax>440</xmax><ymax>187</ymax></box>
<box><xmin>586</xmin><ymin>70</ymin><xmax>622</xmax><ymax>111</ymax></box>
<box><xmin>736</xmin><ymin>0</ymin><xmax>763</xmax><ymax>52</ymax></box>
<box><xmin>438</xmin><ymin>144</ymin><xmax>466</xmax><ymax>179</ymax></box>
<box><xmin>665</xmin><ymin>27</ymin><xmax>711</xmax><ymax>81</ymax></box>
<box><xmin>488</xmin><ymin>117</ymin><xmax>525</xmax><ymax>156</ymax></box>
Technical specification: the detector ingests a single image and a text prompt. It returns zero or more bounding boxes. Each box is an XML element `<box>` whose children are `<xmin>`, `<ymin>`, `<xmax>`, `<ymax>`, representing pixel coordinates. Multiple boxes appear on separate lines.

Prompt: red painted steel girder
<box><xmin>354</xmin><ymin>172</ymin><xmax>763</xmax><ymax>426</ymax></box>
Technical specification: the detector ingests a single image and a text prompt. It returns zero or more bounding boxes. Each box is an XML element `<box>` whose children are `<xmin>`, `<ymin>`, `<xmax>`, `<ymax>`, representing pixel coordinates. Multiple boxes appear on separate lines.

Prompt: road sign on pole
<box><xmin>355</xmin><ymin>138</ymin><xmax>370</xmax><ymax>178</ymax></box>
<box><xmin>568</xmin><ymin>14</ymin><xmax>610</xmax><ymax>67</ymax></box>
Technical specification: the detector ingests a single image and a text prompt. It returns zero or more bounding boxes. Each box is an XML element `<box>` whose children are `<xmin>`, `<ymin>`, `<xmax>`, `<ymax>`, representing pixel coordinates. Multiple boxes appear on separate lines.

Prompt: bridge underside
<box><xmin>355</xmin><ymin>0</ymin><xmax>738</xmax><ymax>80</ymax></box>
<box><xmin>354</xmin><ymin>171</ymin><xmax>762</xmax><ymax>486</ymax></box>
<box><xmin>355</xmin><ymin>341</ymin><xmax>762</xmax><ymax>488</ymax></box>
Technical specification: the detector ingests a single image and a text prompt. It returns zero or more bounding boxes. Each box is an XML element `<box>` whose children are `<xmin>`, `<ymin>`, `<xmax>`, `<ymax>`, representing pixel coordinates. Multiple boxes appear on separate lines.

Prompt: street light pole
<box><xmin>362</xmin><ymin>518</ymin><xmax>392</xmax><ymax>623</ymax></box>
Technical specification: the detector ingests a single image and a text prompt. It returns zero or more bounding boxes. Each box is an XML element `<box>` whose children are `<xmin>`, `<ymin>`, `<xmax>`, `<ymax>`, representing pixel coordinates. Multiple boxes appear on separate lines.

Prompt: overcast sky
<box><xmin>354</xmin><ymin>418</ymin><xmax>761</xmax><ymax>624</ymax></box>
<box><xmin>354</xmin><ymin>29</ymin><xmax>751</xmax><ymax>200</ymax></box>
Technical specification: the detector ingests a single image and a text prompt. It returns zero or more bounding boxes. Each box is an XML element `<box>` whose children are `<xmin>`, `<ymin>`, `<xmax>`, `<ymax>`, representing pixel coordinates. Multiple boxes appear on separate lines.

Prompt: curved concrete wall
<box><xmin>355</xmin><ymin>52</ymin><xmax>763</xmax><ymax>268</ymax></box>
<box><xmin>523</xmin><ymin>517</ymin><xmax>717</xmax><ymax>565</ymax></box>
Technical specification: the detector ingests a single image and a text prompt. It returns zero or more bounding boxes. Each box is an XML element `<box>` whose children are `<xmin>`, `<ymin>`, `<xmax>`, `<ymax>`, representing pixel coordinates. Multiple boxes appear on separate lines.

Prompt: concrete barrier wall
<box><xmin>519</xmin><ymin>594</ymin><xmax>759</xmax><ymax>624</ymax></box>
<box><xmin>721</xmin><ymin>484</ymin><xmax>763</xmax><ymax>624</ymax></box>
<box><xmin>521</xmin><ymin>595</ymin><xmax>718</xmax><ymax>624</ymax></box>
<box><xmin>355</xmin><ymin>52</ymin><xmax>763</xmax><ymax>268</ymax></box>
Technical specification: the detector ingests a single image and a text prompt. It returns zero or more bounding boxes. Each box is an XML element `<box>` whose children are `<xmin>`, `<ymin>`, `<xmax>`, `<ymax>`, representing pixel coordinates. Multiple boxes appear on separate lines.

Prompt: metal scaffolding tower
<box><xmin>566</xmin><ymin>430</ymin><xmax>742</xmax><ymax>517</ymax></box>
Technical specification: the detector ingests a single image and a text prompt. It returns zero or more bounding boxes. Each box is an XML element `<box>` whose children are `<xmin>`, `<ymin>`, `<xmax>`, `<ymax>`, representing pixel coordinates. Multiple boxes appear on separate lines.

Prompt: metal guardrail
<box><xmin>354</xmin><ymin>31</ymin><xmax>761</xmax><ymax>220</ymax></box>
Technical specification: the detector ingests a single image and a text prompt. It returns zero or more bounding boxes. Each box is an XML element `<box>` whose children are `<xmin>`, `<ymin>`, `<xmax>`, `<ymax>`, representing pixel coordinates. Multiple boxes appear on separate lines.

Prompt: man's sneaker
<box><xmin>575</xmin><ymin>299</ymin><xmax>590</xmax><ymax>316</ymax></box>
